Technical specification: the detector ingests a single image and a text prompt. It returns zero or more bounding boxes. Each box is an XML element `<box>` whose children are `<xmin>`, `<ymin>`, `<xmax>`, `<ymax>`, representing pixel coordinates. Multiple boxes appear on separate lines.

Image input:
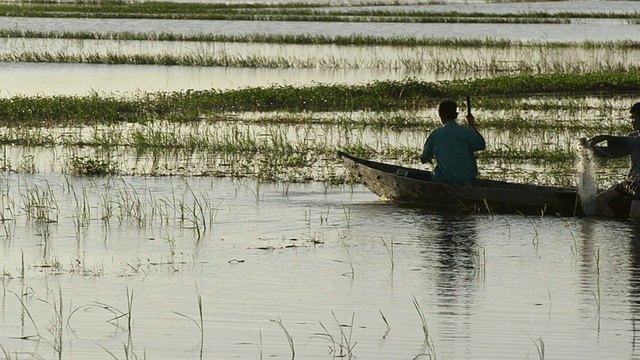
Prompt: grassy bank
<box><xmin>1</xmin><ymin>73</ymin><xmax>639</xmax><ymax>126</ymax></box>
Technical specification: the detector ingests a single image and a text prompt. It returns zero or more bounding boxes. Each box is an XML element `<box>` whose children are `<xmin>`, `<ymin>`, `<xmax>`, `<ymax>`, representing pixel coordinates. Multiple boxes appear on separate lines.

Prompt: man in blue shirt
<box><xmin>420</xmin><ymin>99</ymin><xmax>486</xmax><ymax>186</ymax></box>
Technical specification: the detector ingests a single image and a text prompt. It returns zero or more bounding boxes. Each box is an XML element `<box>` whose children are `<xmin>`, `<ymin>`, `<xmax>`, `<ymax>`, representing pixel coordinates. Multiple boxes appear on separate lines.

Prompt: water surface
<box><xmin>1</xmin><ymin>174</ymin><xmax>639</xmax><ymax>359</ymax></box>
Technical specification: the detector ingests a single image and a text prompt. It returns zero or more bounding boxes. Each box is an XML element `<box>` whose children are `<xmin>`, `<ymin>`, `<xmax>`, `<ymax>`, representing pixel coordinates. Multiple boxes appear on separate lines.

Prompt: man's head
<box><xmin>631</xmin><ymin>102</ymin><xmax>640</xmax><ymax>130</ymax></box>
<box><xmin>438</xmin><ymin>99</ymin><xmax>458</xmax><ymax>122</ymax></box>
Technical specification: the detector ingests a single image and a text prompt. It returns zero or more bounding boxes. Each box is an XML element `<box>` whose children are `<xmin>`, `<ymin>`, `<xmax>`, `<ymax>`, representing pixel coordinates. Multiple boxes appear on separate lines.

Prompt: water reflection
<box><xmin>628</xmin><ymin>222</ymin><xmax>640</xmax><ymax>353</ymax></box>
<box><xmin>418</xmin><ymin>213</ymin><xmax>478</xmax><ymax>346</ymax></box>
<box><xmin>579</xmin><ymin>219</ymin><xmax>640</xmax><ymax>356</ymax></box>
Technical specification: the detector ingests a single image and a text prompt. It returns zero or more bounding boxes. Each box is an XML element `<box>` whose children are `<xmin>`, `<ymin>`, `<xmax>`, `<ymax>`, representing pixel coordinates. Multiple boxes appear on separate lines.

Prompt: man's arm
<box><xmin>588</xmin><ymin>135</ymin><xmax>632</xmax><ymax>158</ymax></box>
<box><xmin>467</xmin><ymin>113</ymin><xmax>486</xmax><ymax>150</ymax></box>
<box><xmin>420</xmin><ymin>135</ymin><xmax>435</xmax><ymax>164</ymax></box>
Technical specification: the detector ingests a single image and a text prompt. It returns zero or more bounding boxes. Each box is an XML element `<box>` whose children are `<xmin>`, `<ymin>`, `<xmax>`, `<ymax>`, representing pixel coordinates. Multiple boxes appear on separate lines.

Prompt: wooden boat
<box><xmin>338</xmin><ymin>151</ymin><xmax>584</xmax><ymax>216</ymax></box>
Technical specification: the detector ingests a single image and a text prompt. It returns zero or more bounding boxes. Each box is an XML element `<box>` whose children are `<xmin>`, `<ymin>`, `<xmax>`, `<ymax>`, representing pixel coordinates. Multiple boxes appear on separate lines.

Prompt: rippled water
<box><xmin>1</xmin><ymin>174</ymin><xmax>640</xmax><ymax>359</ymax></box>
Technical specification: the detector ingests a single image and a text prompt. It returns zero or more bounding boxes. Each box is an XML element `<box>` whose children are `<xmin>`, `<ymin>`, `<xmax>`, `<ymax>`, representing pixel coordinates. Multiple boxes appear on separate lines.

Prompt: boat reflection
<box><xmin>417</xmin><ymin>213</ymin><xmax>479</xmax><ymax>348</ymax></box>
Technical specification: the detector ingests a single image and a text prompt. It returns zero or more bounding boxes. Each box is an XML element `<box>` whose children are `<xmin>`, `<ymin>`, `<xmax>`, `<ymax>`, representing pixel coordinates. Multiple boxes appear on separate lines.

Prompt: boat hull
<box><xmin>339</xmin><ymin>151</ymin><xmax>583</xmax><ymax>216</ymax></box>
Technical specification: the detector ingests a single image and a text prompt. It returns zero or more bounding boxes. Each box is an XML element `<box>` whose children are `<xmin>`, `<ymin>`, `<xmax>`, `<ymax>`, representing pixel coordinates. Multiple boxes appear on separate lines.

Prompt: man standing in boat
<box><xmin>420</xmin><ymin>99</ymin><xmax>486</xmax><ymax>186</ymax></box>
<box><xmin>587</xmin><ymin>102</ymin><xmax>640</xmax><ymax>218</ymax></box>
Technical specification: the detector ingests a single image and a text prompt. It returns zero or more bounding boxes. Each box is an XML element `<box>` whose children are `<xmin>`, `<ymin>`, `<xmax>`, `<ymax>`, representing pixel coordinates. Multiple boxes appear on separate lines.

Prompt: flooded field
<box><xmin>2</xmin><ymin>0</ymin><xmax>640</xmax><ymax>359</ymax></box>
<box><xmin>3</xmin><ymin>38</ymin><xmax>640</xmax><ymax>97</ymax></box>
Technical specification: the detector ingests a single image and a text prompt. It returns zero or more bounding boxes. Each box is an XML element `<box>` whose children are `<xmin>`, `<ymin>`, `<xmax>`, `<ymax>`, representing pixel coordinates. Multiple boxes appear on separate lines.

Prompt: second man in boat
<box><xmin>586</xmin><ymin>102</ymin><xmax>640</xmax><ymax>218</ymax></box>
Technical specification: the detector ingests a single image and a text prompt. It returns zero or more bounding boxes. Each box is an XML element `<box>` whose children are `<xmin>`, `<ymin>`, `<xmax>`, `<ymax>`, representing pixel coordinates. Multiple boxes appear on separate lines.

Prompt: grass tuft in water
<box><xmin>67</xmin><ymin>155</ymin><xmax>119</xmax><ymax>176</ymax></box>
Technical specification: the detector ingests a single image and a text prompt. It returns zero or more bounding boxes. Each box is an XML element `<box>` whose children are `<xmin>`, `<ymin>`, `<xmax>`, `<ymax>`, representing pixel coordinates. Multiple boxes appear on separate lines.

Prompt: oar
<box><xmin>466</xmin><ymin>95</ymin><xmax>471</xmax><ymax>116</ymax></box>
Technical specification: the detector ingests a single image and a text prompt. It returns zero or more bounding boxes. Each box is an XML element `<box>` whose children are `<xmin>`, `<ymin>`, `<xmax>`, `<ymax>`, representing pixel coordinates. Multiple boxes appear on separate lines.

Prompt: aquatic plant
<box><xmin>270</xmin><ymin>317</ymin><xmax>295</xmax><ymax>359</ymax></box>
<box><xmin>413</xmin><ymin>297</ymin><xmax>436</xmax><ymax>359</ymax></box>
<box><xmin>20</xmin><ymin>182</ymin><xmax>59</xmax><ymax>224</ymax></box>
<box><xmin>174</xmin><ymin>286</ymin><xmax>204</xmax><ymax>358</ymax></box>
<box><xmin>4</xmin><ymin>46</ymin><xmax>639</xmax><ymax>75</ymax></box>
<box><xmin>67</xmin><ymin>155</ymin><xmax>119</xmax><ymax>176</ymax></box>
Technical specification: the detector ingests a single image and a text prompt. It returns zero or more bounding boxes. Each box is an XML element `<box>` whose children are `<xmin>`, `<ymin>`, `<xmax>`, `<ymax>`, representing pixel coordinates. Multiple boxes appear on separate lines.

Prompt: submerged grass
<box><xmin>5</xmin><ymin>30</ymin><xmax>640</xmax><ymax>49</ymax></box>
<box><xmin>0</xmin><ymin>73</ymin><xmax>634</xmax><ymax>186</ymax></box>
<box><xmin>68</xmin><ymin>155</ymin><xmax>119</xmax><ymax>176</ymax></box>
<box><xmin>0</xmin><ymin>107</ymin><xmax>606</xmax><ymax>161</ymax></box>
<box><xmin>4</xmin><ymin>48</ymin><xmax>640</xmax><ymax>74</ymax></box>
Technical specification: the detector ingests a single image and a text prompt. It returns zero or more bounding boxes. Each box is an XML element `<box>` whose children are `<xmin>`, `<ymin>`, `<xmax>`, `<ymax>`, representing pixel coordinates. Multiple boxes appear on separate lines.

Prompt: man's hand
<box><xmin>466</xmin><ymin>113</ymin><xmax>476</xmax><ymax>128</ymax></box>
<box><xmin>588</xmin><ymin>135</ymin><xmax>608</xmax><ymax>147</ymax></box>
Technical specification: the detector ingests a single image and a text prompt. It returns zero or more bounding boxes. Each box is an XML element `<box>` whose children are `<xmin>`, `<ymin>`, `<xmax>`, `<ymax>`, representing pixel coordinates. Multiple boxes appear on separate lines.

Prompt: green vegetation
<box><xmin>1</xmin><ymin>73</ymin><xmax>639</xmax><ymax>126</ymax></box>
<box><xmin>0</xmin><ymin>123</ymin><xmax>579</xmax><ymax>160</ymax></box>
<box><xmin>0</xmin><ymin>72</ymin><xmax>634</xmax><ymax>184</ymax></box>
<box><xmin>0</xmin><ymin>115</ymin><xmax>627</xmax><ymax>185</ymax></box>
<box><xmin>67</xmin><ymin>155</ymin><xmax>119</xmax><ymax>175</ymax></box>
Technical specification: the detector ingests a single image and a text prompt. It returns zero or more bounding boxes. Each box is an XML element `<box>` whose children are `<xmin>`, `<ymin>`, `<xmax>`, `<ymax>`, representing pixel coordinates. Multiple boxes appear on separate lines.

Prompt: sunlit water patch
<box><xmin>0</xmin><ymin>62</ymin><xmax>426</xmax><ymax>97</ymax></box>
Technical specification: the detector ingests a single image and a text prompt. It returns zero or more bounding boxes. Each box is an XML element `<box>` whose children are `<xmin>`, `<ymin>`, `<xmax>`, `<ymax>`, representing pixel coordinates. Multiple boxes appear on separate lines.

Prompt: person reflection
<box><xmin>628</xmin><ymin>222</ymin><xmax>640</xmax><ymax>351</ymax></box>
<box><xmin>417</xmin><ymin>213</ymin><xmax>478</xmax><ymax>346</ymax></box>
<box><xmin>585</xmin><ymin>220</ymin><xmax>640</xmax><ymax>354</ymax></box>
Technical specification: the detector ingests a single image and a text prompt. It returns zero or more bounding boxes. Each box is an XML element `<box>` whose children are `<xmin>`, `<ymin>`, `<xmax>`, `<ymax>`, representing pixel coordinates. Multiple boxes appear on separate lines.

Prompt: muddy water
<box><xmin>0</xmin><ymin>173</ymin><xmax>639</xmax><ymax>359</ymax></box>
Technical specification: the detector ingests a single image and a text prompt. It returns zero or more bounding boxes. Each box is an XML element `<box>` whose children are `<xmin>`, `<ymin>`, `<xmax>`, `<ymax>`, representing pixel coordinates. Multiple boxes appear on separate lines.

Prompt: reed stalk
<box><xmin>9</xmin><ymin>291</ymin><xmax>41</xmax><ymax>341</ymax></box>
<box><xmin>270</xmin><ymin>317</ymin><xmax>295</xmax><ymax>359</ymax></box>
<box><xmin>412</xmin><ymin>296</ymin><xmax>436</xmax><ymax>359</ymax></box>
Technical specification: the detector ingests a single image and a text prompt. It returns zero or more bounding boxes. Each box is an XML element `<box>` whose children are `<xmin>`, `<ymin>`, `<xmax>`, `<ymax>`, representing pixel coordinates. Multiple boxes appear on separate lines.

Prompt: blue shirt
<box><xmin>421</xmin><ymin>121</ymin><xmax>486</xmax><ymax>186</ymax></box>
